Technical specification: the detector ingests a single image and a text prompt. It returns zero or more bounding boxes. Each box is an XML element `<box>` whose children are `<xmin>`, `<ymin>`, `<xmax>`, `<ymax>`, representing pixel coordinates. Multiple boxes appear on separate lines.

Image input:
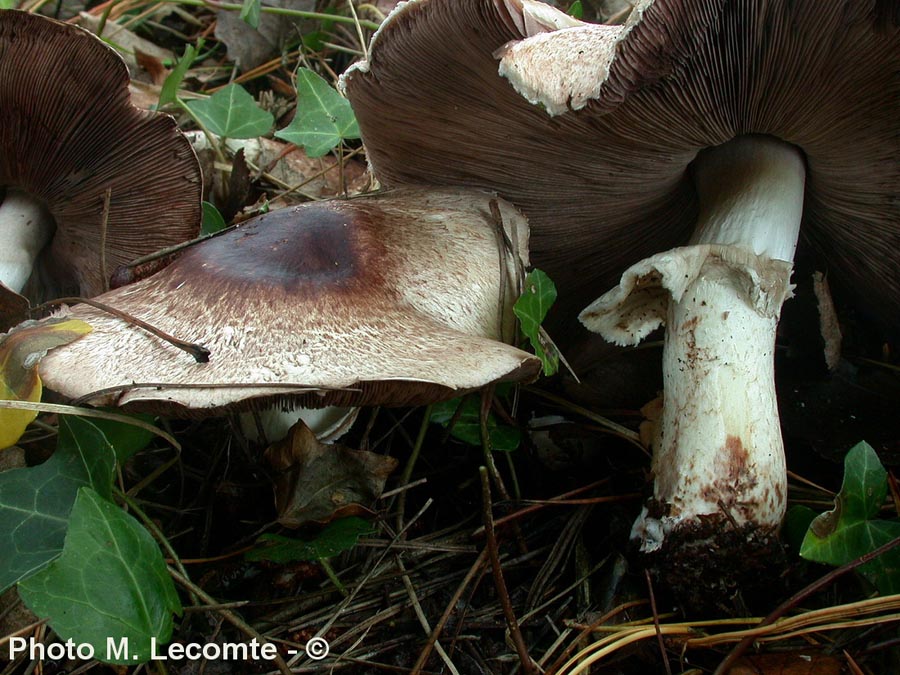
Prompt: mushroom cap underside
<box><xmin>344</xmin><ymin>0</ymin><xmax>899</xmax><ymax>327</ymax></box>
<box><xmin>0</xmin><ymin>10</ymin><xmax>201</xmax><ymax>300</ymax></box>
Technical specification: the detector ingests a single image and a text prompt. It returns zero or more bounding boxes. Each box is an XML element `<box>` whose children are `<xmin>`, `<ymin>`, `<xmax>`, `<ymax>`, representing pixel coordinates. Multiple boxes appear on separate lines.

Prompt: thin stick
<box><xmin>33</xmin><ymin>296</ymin><xmax>210</xmax><ymax>363</ymax></box>
<box><xmin>410</xmin><ymin>549</ymin><xmax>489</xmax><ymax>675</ymax></box>
<box><xmin>168</xmin><ymin>568</ymin><xmax>293</xmax><ymax>675</ymax></box>
<box><xmin>398</xmin><ymin>555</ymin><xmax>460</xmax><ymax>675</ymax></box>
<box><xmin>479</xmin><ymin>467</ymin><xmax>537</xmax><ymax>674</ymax></box>
<box><xmin>645</xmin><ymin>569</ymin><xmax>672</xmax><ymax>675</ymax></box>
<box><xmin>0</xmin><ymin>400</ymin><xmax>180</xmax><ymax>449</ymax></box>
<box><xmin>525</xmin><ymin>386</ymin><xmax>644</xmax><ymax>449</ymax></box>
<box><xmin>396</xmin><ymin>404</ymin><xmax>433</xmax><ymax>530</ymax></box>
<box><xmin>479</xmin><ymin>387</ymin><xmax>510</xmax><ymax>501</ymax></box>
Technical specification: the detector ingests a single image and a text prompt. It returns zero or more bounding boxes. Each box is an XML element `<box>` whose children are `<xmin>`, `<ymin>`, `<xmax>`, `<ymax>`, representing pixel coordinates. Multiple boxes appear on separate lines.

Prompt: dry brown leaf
<box><xmin>215</xmin><ymin>0</ymin><xmax>316</xmax><ymax>72</ymax></box>
<box><xmin>186</xmin><ymin>132</ymin><xmax>369</xmax><ymax>205</ymax></box>
<box><xmin>265</xmin><ymin>420</ymin><xmax>398</xmax><ymax>527</ymax></box>
<box><xmin>0</xmin><ymin>283</ymin><xmax>29</xmax><ymax>333</ymax></box>
<box><xmin>77</xmin><ymin>12</ymin><xmax>174</xmax><ymax>67</ymax></box>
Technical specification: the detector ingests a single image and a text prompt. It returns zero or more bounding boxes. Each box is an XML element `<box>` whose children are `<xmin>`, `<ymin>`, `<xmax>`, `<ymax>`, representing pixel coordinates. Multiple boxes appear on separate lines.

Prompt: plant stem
<box><xmin>164</xmin><ymin>0</ymin><xmax>381</xmax><ymax>30</ymax></box>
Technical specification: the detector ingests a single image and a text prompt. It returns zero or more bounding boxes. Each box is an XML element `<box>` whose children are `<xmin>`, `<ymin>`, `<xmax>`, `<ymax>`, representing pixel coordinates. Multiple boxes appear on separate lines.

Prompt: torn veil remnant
<box><xmin>0</xmin><ymin>10</ymin><xmax>201</xmax><ymax>327</ymax></box>
<box><xmin>38</xmin><ymin>188</ymin><xmax>541</xmax><ymax>416</ymax></box>
<box><xmin>343</xmin><ymin>0</ymin><xmax>898</xmax><ymax>607</ymax></box>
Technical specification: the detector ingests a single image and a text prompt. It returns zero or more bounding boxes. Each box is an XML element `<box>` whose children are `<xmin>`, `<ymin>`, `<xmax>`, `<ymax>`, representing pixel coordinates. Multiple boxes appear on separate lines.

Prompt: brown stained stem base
<box><xmin>32</xmin><ymin>297</ymin><xmax>210</xmax><ymax>363</ymax></box>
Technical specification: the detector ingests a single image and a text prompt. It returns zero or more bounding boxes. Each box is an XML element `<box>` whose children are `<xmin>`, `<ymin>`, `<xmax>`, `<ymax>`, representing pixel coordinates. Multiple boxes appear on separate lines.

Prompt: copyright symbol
<box><xmin>305</xmin><ymin>636</ymin><xmax>329</xmax><ymax>660</ymax></box>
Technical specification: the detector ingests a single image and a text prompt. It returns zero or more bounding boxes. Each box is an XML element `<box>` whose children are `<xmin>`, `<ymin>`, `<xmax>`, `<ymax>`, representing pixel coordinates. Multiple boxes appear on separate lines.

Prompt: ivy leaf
<box><xmin>275</xmin><ymin>68</ymin><xmax>360</xmax><ymax>157</ymax></box>
<box><xmin>514</xmin><ymin>269</ymin><xmax>559</xmax><ymax>375</ymax></box>
<box><xmin>0</xmin><ymin>417</ymin><xmax>115</xmax><ymax>592</ymax></box>
<box><xmin>240</xmin><ymin>0</ymin><xmax>262</xmax><ymax>29</ymax></box>
<box><xmin>19</xmin><ymin>487</ymin><xmax>182</xmax><ymax>664</ymax></box>
<box><xmin>201</xmin><ymin>201</ymin><xmax>227</xmax><ymax>235</ymax></box>
<box><xmin>800</xmin><ymin>441</ymin><xmax>900</xmax><ymax>595</ymax></box>
<box><xmin>247</xmin><ymin>517</ymin><xmax>374</xmax><ymax>563</ymax></box>
<box><xmin>568</xmin><ymin>1</ymin><xmax>583</xmax><ymax>19</ymax></box>
<box><xmin>88</xmin><ymin>412</ymin><xmax>156</xmax><ymax>464</ymax></box>
<box><xmin>159</xmin><ymin>41</ymin><xmax>202</xmax><ymax>108</ymax></box>
<box><xmin>186</xmin><ymin>83</ymin><xmax>274</xmax><ymax>139</ymax></box>
<box><xmin>1</xmin><ymin>318</ymin><xmax>91</xmax><ymax>449</ymax></box>
<box><xmin>430</xmin><ymin>397</ymin><xmax>521</xmax><ymax>452</ymax></box>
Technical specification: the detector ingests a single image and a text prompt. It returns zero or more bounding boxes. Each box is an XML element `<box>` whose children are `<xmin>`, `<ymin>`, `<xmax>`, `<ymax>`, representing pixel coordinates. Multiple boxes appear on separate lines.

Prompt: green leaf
<box><xmin>159</xmin><ymin>41</ymin><xmax>202</xmax><ymax>107</ymax></box>
<box><xmin>240</xmin><ymin>0</ymin><xmax>261</xmax><ymax>29</ymax></box>
<box><xmin>514</xmin><ymin>269</ymin><xmax>559</xmax><ymax>375</ymax></box>
<box><xmin>90</xmin><ymin>412</ymin><xmax>155</xmax><ymax>464</ymax></box>
<box><xmin>247</xmin><ymin>517</ymin><xmax>374</xmax><ymax>563</ymax></box>
<box><xmin>568</xmin><ymin>1</ymin><xmax>583</xmax><ymax>19</ymax></box>
<box><xmin>19</xmin><ymin>488</ymin><xmax>181</xmax><ymax>664</ymax></box>
<box><xmin>186</xmin><ymin>83</ymin><xmax>274</xmax><ymax>139</ymax></box>
<box><xmin>0</xmin><ymin>0</ymin><xmax>16</xmax><ymax>10</ymax></box>
<box><xmin>201</xmin><ymin>201</ymin><xmax>227</xmax><ymax>235</ymax></box>
<box><xmin>430</xmin><ymin>397</ymin><xmax>521</xmax><ymax>452</ymax></box>
<box><xmin>800</xmin><ymin>441</ymin><xmax>900</xmax><ymax>594</ymax></box>
<box><xmin>275</xmin><ymin>68</ymin><xmax>360</xmax><ymax>157</ymax></box>
<box><xmin>0</xmin><ymin>417</ymin><xmax>116</xmax><ymax>592</ymax></box>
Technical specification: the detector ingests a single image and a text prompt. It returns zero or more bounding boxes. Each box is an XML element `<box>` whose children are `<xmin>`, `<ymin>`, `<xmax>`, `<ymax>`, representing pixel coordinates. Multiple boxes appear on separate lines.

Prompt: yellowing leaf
<box><xmin>0</xmin><ymin>319</ymin><xmax>92</xmax><ymax>449</ymax></box>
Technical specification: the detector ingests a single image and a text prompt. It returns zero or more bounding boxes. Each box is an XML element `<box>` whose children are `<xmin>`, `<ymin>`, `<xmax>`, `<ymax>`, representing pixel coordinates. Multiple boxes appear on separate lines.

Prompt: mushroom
<box><xmin>37</xmin><ymin>188</ymin><xmax>540</xmax><ymax>417</ymax></box>
<box><xmin>0</xmin><ymin>10</ymin><xmax>201</xmax><ymax>325</ymax></box>
<box><xmin>342</xmin><ymin>0</ymin><xmax>899</xmax><ymax>604</ymax></box>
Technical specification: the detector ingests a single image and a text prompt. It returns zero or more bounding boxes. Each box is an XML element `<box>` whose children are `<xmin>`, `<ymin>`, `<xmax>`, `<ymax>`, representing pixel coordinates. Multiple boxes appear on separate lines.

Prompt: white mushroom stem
<box><xmin>239</xmin><ymin>406</ymin><xmax>360</xmax><ymax>445</ymax></box>
<box><xmin>0</xmin><ymin>189</ymin><xmax>54</xmax><ymax>293</ymax></box>
<box><xmin>581</xmin><ymin>135</ymin><xmax>805</xmax><ymax>553</ymax></box>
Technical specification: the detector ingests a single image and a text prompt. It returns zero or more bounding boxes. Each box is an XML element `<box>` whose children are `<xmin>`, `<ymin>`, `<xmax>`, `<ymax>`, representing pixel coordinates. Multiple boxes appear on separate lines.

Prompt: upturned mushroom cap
<box><xmin>342</xmin><ymin>0</ymin><xmax>899</xmax><ymax>328</ymax></box>
<box><xmin>38</xmin><ymin>188</ymin><xmax>540</xmax><ymax>415</ymax></box>
<box><xmin>0</xmin><ymin>10</ymin><xmax>201</xmax><ymax>305</ymax></box>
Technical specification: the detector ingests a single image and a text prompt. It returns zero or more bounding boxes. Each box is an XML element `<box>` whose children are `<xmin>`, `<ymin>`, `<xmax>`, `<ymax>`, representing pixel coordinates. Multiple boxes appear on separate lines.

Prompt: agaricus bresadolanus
<box><xmin>37</xmin><ymin>188</ymin><xmax>540</xmax><ymax>416</ymax></box>
<box><xmin>343</xmin><ymin>0</ymin><xmax>899</xmax><ymax>605</ymax></box>
<box><xmin>0</xmin><ymin>10</ymin><xmax>201</xmax><ymax>327</ymax></box>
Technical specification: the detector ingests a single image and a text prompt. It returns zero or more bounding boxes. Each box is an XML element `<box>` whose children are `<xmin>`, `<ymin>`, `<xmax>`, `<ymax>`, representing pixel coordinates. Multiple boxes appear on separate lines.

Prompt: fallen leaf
<box><xmin>266</xmin><ymin>420</ymin><xmax>398</xmax><ymax>526</ymax></box>
<box><xmin>0</xmin><ymin>318</ymin><xmax>92</xmax><ymax>449</ymax></box>
<box><xmin>0</xmin><ymin>283</ymin><xmax>28</xmax><ymax>332</ymax></box>
<box><xmin>77</xmin><ymin>12</ymin><xmax>174</xmax><ymax>67</ymax></box>
<box><xmin>215</xmin><ymin>0</ymin><xmax>316</xmax><ymax>72</ymax></box>
<box><xmin>185</xmin><ymin>132</ymin><xmax>369</xmax><ymax>202</ymax></box>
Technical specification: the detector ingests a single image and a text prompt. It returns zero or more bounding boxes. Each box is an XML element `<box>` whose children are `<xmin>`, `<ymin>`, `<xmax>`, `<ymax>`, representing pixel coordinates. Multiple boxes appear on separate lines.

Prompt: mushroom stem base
<box><xmin>636</xmin><ymin>513</ymin><xmax>786</xmax><ymax>615</ymax></box>
<box><xmin>630</xmin><ymin>247</ymin><xmax>791</xmax><ymax>557</ymax></box>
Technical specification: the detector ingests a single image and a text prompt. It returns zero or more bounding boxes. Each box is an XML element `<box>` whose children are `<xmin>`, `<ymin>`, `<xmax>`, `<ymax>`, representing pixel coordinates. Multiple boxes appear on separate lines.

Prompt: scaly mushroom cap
<box><xmin>39</xmin><ymin>188</ymin><xmax>540</xmax><ymax>416</ymax></box>
<box><xmin>343</xmin><ymin>0</ymin><xmax>899</xmax><ymax>327</ymax></box>
<box><xmin>0</xmin><ymin>10</ymin><xmax>201</xmax><ymax>301</ymax></box>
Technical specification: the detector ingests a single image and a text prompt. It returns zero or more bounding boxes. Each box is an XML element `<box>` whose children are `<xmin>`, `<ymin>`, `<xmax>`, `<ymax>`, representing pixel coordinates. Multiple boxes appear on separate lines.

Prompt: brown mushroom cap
<box><xmin>343</xmin><ymin>0</ymin><xmax>899</xmax><ymax>328</ymax></box>
<box><xmin>0</xmin><ymin>10</ymin><xmax>201</xmax><ymax>303</ymax></box>
<box><xmin>38</xmin><ymin>188</ymin><xmax>540</xmax><ymax>416</ymax></box>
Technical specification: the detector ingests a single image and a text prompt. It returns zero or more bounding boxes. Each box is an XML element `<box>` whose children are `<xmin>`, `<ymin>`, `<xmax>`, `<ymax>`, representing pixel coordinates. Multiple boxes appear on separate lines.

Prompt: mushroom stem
<box><xmin>0</xmin><ymin>189</ymin><xmax>54</xmax><ymax>293</ymax></box>
<box><xmin>639</xmin><ymin>135</ymin><xmax>804</xmax><ymax>547</ymax></box>
<box><xmin>239</xmin><ymin>407</ymin><xmax>359</xmax><ymax>445</ymax></box>
<box><xmin>582</xmin><ymin>135</ymin><xmax>805</xmax><ymax>597</ymax></box>
<box><xmin>690</xmin><ymin>135</ymin><xmax>805</xmax><ymax>261</ymax></box>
